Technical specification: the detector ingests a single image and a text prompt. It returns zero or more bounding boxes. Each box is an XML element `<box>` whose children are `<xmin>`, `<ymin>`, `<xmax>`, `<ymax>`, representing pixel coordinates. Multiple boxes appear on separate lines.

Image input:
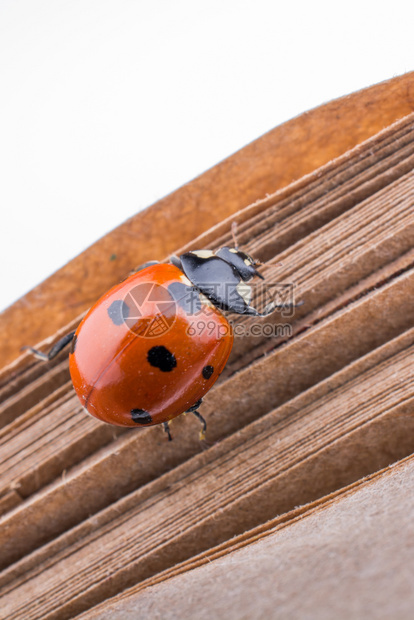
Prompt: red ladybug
<box><xmin>27</xmin><ymin>248</ymin><xmax>275</xmax><ymax>439</ymax></box>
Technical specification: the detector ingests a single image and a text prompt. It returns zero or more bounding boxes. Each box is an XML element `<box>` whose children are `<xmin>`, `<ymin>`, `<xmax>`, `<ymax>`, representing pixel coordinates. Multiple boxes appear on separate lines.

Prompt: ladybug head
<box><xmin>178</xmin><ymin>247</ymin><xmax>268</xmax><ymax>316</ymax></box>
<box><xmin>214</xmin><ymin>247</ymin><xmax>264</xmax><ymax>281</ymax></box>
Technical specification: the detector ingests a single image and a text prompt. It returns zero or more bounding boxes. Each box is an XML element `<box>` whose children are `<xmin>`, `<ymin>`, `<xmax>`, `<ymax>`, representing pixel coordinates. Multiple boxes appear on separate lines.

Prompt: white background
<box><xmin>1</xmin><ymin>0</ymin><xmax>413</xmax><ymax>311</ymax></box>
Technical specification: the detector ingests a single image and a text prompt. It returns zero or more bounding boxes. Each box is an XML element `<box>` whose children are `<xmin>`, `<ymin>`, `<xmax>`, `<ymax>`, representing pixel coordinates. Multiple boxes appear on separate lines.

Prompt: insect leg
<box><xmin>23</xmin><ymin>331</ymin><xmax>76</xmax><ymax>361</ymax></box>
<box><xmin>169</xmin><ymin>254</ymin><xmax>183</xmax><ymax>270</ymax></box>
<box><xmin>132</xmin><ymin>260</ymin><xmax>160</xmax><ymax>273</ymax></box>
<box><xmin>186</xmin><ymin>399</ymin><xmax>206</xmax><ymax>440</ymax></box>
<box><xmin>163</xmin><ymin>421</ymin><xmax>172</xmax><ymax>441</ymax></box>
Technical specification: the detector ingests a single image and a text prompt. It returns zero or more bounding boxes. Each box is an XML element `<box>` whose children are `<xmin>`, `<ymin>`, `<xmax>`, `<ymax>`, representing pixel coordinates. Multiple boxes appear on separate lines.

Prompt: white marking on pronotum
<box><xmin>191</xmin><ymin>250</ymin><xmax>214</xmax><ymax>258</ymax></box>
<box><xmin>180</xmin><ymin>275</ymin><xmax>192</xmax><ymax>286</ymax></box>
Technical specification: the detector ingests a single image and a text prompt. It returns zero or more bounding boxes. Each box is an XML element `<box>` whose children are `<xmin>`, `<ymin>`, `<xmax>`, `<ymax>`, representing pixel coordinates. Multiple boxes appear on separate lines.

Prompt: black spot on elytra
<box><xmin>147</xmin><ymin>345</ymin><xmax>177</xmax><ymax>372</ymax></box>
<box><xmin>70</xmin><ymin>333</ymin><xmax>77</xmax><ymax>354</ymax></box>
<box><xmin>107</xmin><ymin>300</ymin><xmax>129</xmax><ymax>326</ymax></box>
<box><xmin>202</xmin><ymin>365</ymin><xmax>214</xmax><ymax>380</ymax></box>
<box><xmin>131</xmin><ymin>409</ymin><xmax>153</xmax><ymax>424</ymax></box>
<box><xmin>168</xmin><ymin>281</ymin><xmax>201</xmax><ymax>315</ymax></box>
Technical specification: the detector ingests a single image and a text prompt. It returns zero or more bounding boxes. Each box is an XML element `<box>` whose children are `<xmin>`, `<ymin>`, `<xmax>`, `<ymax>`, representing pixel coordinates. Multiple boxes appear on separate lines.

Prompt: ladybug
<box><xmin>26</xmin><ymin>248</ymin><xmax>277</xmax><ymax>440</ymax></box>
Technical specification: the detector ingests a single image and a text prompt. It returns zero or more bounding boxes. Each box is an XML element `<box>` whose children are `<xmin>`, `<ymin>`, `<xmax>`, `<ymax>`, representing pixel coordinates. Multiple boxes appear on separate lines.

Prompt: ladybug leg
<box><xmin>22</xmin><ymin>331</ymin><xmax>76</xmax><ymax>361</ymax></box>
<box><xmin>163</xmin><ymin>421</ymin><xmax>173</xmax><ymax>441</ymax></box>
<box><xmin>191</xmin><ymin>410</ymin><xmax>207</xmax><ymax>440</ymax></box>
<box><xmin>186</xmin><ymin>399</ymin><xmax>207</xmax><ymax>440</ymax></box>
<box><xmin>131</xmin><ymin>260</ymin><xmax>159</xmax><ymax>274</ymax></box>
<box><xmin>169</xmin><ymin>254</ymin><xmax>183</xmax><ymax>270</ymax></box>
<box><xmin>243</xmin><ymin>299</ymin><xmax>304</xmax><ymax>317</ymax></box>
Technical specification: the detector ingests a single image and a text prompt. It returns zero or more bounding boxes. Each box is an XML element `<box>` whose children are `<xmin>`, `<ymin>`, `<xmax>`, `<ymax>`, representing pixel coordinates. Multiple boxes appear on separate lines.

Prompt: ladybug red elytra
<box><xmin>26</xmin><ymin>247</ymin><xmax>277</xmax><ymax>440</ymax></box>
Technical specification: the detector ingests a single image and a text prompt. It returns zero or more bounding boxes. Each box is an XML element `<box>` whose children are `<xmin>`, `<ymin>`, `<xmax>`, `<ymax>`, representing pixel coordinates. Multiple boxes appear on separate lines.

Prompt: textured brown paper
<box><xmin>77</xmin><ymin>455</ymin><xmax>414</xmax><ymax>620</ymax></box>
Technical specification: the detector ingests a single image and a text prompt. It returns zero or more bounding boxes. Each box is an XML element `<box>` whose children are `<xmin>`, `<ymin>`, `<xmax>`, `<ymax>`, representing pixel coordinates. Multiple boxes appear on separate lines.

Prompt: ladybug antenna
<box><xmin>231</xmin><ymin>221</ymin><xmax>239</xmax><ymax>250</ymax></box>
